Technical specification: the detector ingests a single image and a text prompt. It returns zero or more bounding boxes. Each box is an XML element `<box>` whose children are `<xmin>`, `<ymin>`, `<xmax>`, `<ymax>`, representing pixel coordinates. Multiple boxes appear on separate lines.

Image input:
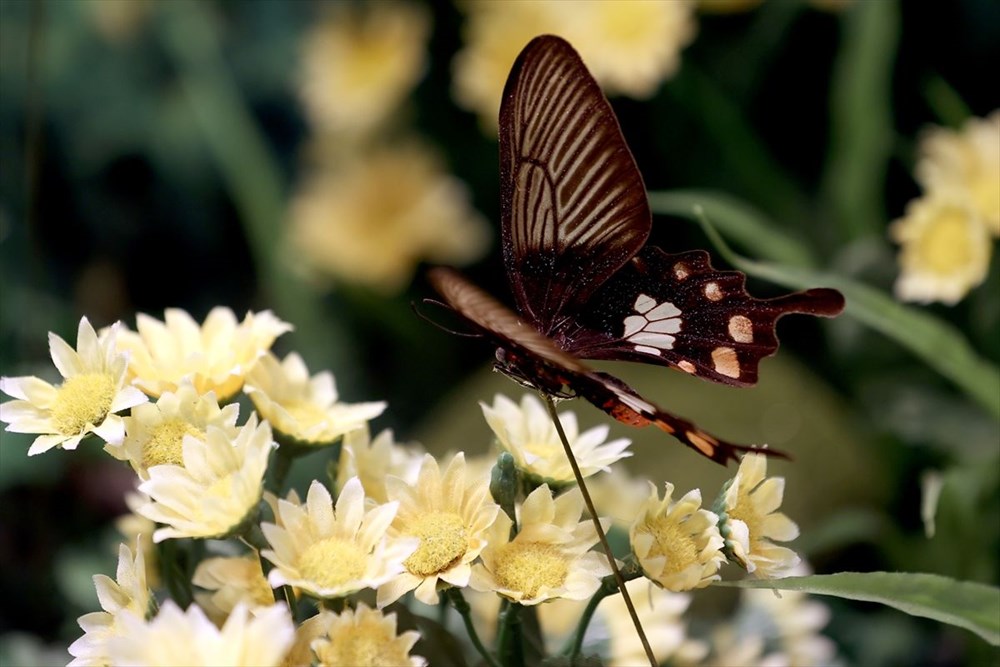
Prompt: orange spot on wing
<box><xmin>686</xmin><ymin>430</ymin><xmax>718</xmax><ymax>457</ymax></box>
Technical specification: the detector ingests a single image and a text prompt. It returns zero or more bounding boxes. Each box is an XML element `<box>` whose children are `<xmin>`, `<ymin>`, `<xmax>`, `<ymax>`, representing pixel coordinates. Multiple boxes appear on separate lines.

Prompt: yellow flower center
<box><xmin>493</xmin><ymin>541</ymin><xmax>568</xmax><ymax>598</ymax></box>
<box><xmin>913</xmin><ymin>208</ymin><xmax>976</xmax><ymax>273</ymax></box>
<box><xmin>521</xmin><ymin>439</ymin><xmax>562</xmax><ymax>461</ymax></box>
<box><xmin>143</xmin><ymin>419</ymin><xmax>204</xmax><ymax>468</ymax></box>
<box><xmin>313</xmin><ymin>621</ymin><xmax>408</xmax><ymax>667</ymax></box>
<box><xmin>298</xmin><ymin>538</ymin><xmax>367</xmax><ymax>591</ymax></box>
<box><xmin>52</xmin><ymin>373</ymin><xmax>116</xmax><ymax>435</ymax></box>
<box><xmin>645</xmin><ymin>517</ymin><xmax>698</xmax><ymax>574</ymax></box>
<box><xmin>403</xmin><ymin>512</ymin><xmax>468</xmax><ymax>577</ymax></box>
<box><xmin>283</xmin><ymin>400</ymin><xmax>328</xmax><ymax>428</ymax></box>
<box><xmin>727</xmin><ymin>496</ymin><xmax>762</xmax><ymax>551</ymax></box>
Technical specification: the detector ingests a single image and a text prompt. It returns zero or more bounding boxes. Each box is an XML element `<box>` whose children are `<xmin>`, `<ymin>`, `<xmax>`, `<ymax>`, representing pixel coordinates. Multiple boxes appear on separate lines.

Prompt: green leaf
<box><xmin>715</xmin><ymin>572</ymin><xmax>1000</xmax><ymax>646</ymax></box>
<box><xmin>689</xmin><ymin>206</ymin><xmax>1000</xmax><ymax>419</ymax></box>
<box><xmin>649</xmin><ymin>190</ymin><xmax>816</xmax><ymax>268</ymax></box>
<box><xmin>822</xmin><ymin>0</ymin><xmax>900</xmax><ymax>241</ymax></box>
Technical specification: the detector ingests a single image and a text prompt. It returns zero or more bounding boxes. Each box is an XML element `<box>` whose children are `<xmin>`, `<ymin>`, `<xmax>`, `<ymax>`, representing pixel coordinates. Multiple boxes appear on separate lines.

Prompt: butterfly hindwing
<box><xmin>500</xmin><ymin>35</ymin><xmax>651</xmax><ymax>334</ymax></box>
<box><xmin>561</xmin><ymin>246</ymin><xmax>846</xmax><ymax>386</ymax></box>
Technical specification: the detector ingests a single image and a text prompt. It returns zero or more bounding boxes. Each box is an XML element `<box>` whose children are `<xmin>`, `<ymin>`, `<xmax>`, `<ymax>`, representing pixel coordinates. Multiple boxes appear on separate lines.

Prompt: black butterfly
<box><xmin>427</xmin><ymin>35</ymin><xmax>844</xmax><ymax>465</ymax></box>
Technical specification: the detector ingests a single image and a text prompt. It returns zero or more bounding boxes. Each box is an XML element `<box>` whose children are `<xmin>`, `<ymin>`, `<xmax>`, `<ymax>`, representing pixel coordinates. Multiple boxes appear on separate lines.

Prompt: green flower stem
<box><xmin>267</xmin><ymin>446</ymin><xmax>295</xmax><ymax>495</ymax></box>
<box><xmin>561</xmin><ymin>576</ymin><xmax>617</xmax><ymax>660</ymax></box>
<box><xmin>541</xmin><ymin>394</ymin><xmax>657</xmax><ymax>667</ymax></box>
<box><xmin>446</xmin><ymin>588</ymin><xmax>501</xmax><ymax>667</ymax></box>
<box><xmin>158</xmin><ymin>539</ymin><xmax>194</xmax><ymax>609</ymax></box>
<box><xmin>497</xmin><ymin>602</ymin><xmax>524</xmax><ymax>667</ymax></box>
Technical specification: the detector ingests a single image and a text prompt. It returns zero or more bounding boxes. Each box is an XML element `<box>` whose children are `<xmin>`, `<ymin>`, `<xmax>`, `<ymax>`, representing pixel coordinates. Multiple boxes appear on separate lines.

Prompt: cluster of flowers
<box><xmin>891</xmin><ymin>111</ymin><xmax>999</xmax><ymax>305</ymax></box>
<box><xmin>0</xmin><ymin>308</ymin><xmax>832</xmax><ymax>666</ymax></box>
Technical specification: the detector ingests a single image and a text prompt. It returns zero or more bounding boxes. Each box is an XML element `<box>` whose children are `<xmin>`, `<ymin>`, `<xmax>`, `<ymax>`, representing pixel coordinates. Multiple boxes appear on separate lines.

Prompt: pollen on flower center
<box><xmin>728</xmin><ymin>501</ymin><xmax>761</xmax><ymax>547</ymax></box>
<box><xmin>144</xmin><ymin>419</ymin><xmax>203</xmax><ymax>468</ymax></box>
<box><xmin>298</xmin><ymin>538</ymin><xmax>366</xmax><ymax>589</ymax></box>
<box><xmin>913</xmin><ymin>209</ymin><xmax>975</xmax><ymax>272</ymax></box>
<box><xmin>647</xmin><ymin>518</ymin><xmax>698</xmax><ymax>574</ymax></box>
<box><xmin>522</xmin><ymin>440</ymin><xmax>562</xmax><ymax>460</ymax></box>
<box><xmin>314</xmin><ymin>626</ymin><xmax>405</xmax><ymax>667</ymax></box>
<box><xmin>52</xmin><ymin>373</ymin><xmax>116</xmax><ymax>435</ymax></box>
<box><xmin>494</xmin><ymin>541</ymin><xmax>568</xmax><ymax>598</ymax></box>
<box><xmin>403</xmin><ymin>511</ymin><xmax>467</xmax><ymax>577</ymax></box>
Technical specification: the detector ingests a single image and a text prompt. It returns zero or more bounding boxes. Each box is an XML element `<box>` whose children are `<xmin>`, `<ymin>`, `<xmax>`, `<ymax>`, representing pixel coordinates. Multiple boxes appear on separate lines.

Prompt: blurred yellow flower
<box><xmin>598</xmin><ymin>579</ymin><xmax>708</xmax><ymax>667</ymax></box>
<box><xmin>916</xmin><ymin>111</ymin><xmax>1000</xmax><ymax>236</ymax></box>
<box><xmin>68</xmin><ymin>541</ymin><xmax>151</xmax><ymax>667</ymax></box>
<box><xmin>261</xmin><ymin>478</ymin><xmax>417</xmax><ymax>600</ymax></box>
<box><xmin>716</xmin><ymin>453</ymin><xmax>800</xmax><ymax>579</ymax></box>
<box><xmin>114</xmin><ymin>307</ymin><xmax>292</xmax><ymax>400</ymax></box>
<box><xmin>281</xmin><ymin>611</ymin><xmax>332</xmax><ymax>667</ymax></box>
<box><xmin>481</xmin><ymin>393</ymin><xmax>632</xmax><ymax>486</ymax></box>
<box><xmin>738</xmin><ymin>563</ymin><xmax>837</xmax><ymax>666</ymax></box>
<box><xmin>890</xmin><ymin>194</ymin><xmax>992</xmax><ymax>305</ymax></box>
<box><xmin>630</xmin><ymin>482</ymin><xmax>726</xmax><ymax>591</ymax></box>
<box><xmin>288</xmin><ymin>142</ymin><xmax>490</xmax><ymax>294</ymax></box>
<box><xmin>377</xmin><ymin>453</ymin><xmax>500</xmax><ymax>607</ymax></box>
<box><xmin>310</xmin><ymin>604</ymin><xmax>426</xmax><ymax>667</ymax></box>
<box><xmin>137</xmin><ymin>414</ymin><xmax>274</xmax><ymax>542</ymax></box>
<box><xmin>245</xmin><ymin>352</ymin><xmax>386</xmax><ymax>446</ymax></box>
<box><xmin>300</xmin><ymin>3</ymin><xmax>431</xmax><ymax>138</ymax></box>
<box><xmin>109</xmin><ymin>383</ymin><xmax>239</xmax><ymax>479</ymax></box>
<box><xmin>453</xmin><ymin>1</ymin><xmax>695</xmax><ymax>132</ymax></box>
<box><xmin>585</xmin><ymin>464</ymin><xmax>651</xmax><ymax>529</ymax></box>
<box><xmin>192</xmin><ymin>556</ymin><xmax>274</xmax><ymax>626</ymax></box>
<box><xmin>0</xmin><ymin>317</ymin><xmax>147</xmax><ymax>455</ymax></box>
<box><xmin>107</xmin><ymin>601</ymin><xmax>294</xmax><ymax>667</ymax></box>
<box><xmin>337</xmin><ymin>427</ymin><xmax>424</xmax><ymax>505</ymax></box>
<box><xmin>470</xmin><ymin>485</ymin><xmax>612</xmax><ymax>605</ymax></box>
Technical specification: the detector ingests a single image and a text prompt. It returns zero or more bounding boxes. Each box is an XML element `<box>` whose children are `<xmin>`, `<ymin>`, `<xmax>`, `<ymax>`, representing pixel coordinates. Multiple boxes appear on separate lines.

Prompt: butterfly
<box><xmin>427</xmin><ymin>35</ymin><xmax>844</xmax><ymax>465</ymax></box>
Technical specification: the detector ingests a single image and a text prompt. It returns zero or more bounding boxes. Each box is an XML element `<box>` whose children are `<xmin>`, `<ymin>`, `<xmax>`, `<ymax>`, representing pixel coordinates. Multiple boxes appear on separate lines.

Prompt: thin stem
<box><xmin>497</xmin><ymin>602</ymin><xmax>524</xmax><ymax>667</ymax></box>
<box><xmin>541</xmin><ymin>394</ymin><xmax>656</xmax><ymax>667</ymax></box>
<box><xmin>561</xmin><ymin>576</ymin><xmax>617</xmax><ymax>659</ymax></box>
<box><xmin>446</xmin><ymin>589</ymin><xmax>501</xmax><ymax>667</ymax></box>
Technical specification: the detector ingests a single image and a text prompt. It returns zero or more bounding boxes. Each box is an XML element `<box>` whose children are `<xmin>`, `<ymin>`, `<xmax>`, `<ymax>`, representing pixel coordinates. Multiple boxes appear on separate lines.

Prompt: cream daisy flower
<box><xmin>916</xmin><ymin>111</ymin><xmax>1000</xmax><ymax>235</ymax></box>
<box><xmin>107</xmin><ymin>601</ymin><xmax>294</xmax><ymax>667</ymax></box>
<box><xmin>890</xmin><ymin>194</ymin><xmax>992</xmax><ymax>305</ymax></box>
<box><xmin>470</xmin><ymin>485</ymin><xmax>612</xmax><ymax>605</ymax></box>
<box><xmin>192</xmin><ymin>556</ymin><xmax>274</xmax><ymax>626</ymax></box>
<box><xmin>288</xmin><ymin>141</ymin><xmax>489</xmax><ymax>294</ymax></box>
<box><xmin>108</xmin><ymin>382</ymin><xmax>239</xmax><ymax>479</ymax></box>
<box><xmin>630</xmin><ymin>482</ymin><xmax>726</xmax><ymax>591</ymax></box>
<box><xmin>299</xmin><ymin>3</ymin><xmax>430</xmax><ymax>138</ymax></box>
<box><xmin>585</xmin><ymin>464</ymin><xmax>652</xmax><ymax>529</ymax></box>
<box><xmin>113</xmin><ymin>307</ymin><xmax>292</xmax><ymax>400</ymax></box>
<box><xmin>0</xmin><ymin>317</ymin><xmax>147</xmax><ymax>455</ymax></box>
<box><xmin>716</xmin><ymin>453</ymin><xmax>800</xmax><ymax>578</ymax></box>
<box><xmin>282</xmin><ymin>611</ymin><xmax>332</xmax><ymax>667</ymax></box>
<box><xmin>337</xmin><ymin>427</ymin><xmax>424</xmax><ymax>505</ymax></box>
<box><xmin>68</xmin><ymin>541</ymin><xmax>151</xmax><ymax>666</ymax></box>
<box><xmin>481</xmin><ymin>394</ymin><xmax>632</xmax><ymax>486</ymax></box>
<box><xmin>598</xmin><ymin>579</ymin><xmax>708</xmax><ymax>667</ymax></box>
<box><xmin>453</xmin><ymin>1</ymin><xmax>695</xmax><ymax>132</ymax></box>
<box><xmin>244</xmin><ymin>352</ymin><xmax>386</xmax><ymax>447</ymax></box>
<box><xmin>262</xmin><ymin>478</ymin><xmax>417</xmax><ymax>600</ymax></box>
<box><xmin>115</xmin><ymin>490</ymin><xmax>159</xmax><ymax>589</ymax></box>
<box><xmin>137</xmin><ymin>414</ymin><xmax>274</xmax><ymax>542</ymax></box>
<box><xmin>311</xmin><ymin>604</ymin><xmax>426</xmax><ymax>667</ymax></box>
<box><xmin>377</xmin><ymin>453</ymin><xmax>500</xmax><ymax>607</ymax></box>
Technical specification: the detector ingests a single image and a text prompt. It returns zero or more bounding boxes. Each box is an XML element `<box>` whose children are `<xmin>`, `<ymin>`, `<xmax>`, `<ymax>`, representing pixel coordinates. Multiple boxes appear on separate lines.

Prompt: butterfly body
<box><xmin>428</xmin><ymin>35</ymin><xmax>844</xmax><ymax>465</ymax></box>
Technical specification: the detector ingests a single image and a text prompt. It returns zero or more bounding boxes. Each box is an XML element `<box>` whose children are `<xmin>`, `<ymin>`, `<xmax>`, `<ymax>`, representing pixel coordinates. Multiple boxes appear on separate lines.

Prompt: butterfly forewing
<box><xmin>500</xmin><ymin>36</ymin><xmax>651</xmax><ymax>335</ymax></box>
<box><xmin>563</xmin><ymin>247</ymin><xmax>846</xmax><ymax>386</ymax></box>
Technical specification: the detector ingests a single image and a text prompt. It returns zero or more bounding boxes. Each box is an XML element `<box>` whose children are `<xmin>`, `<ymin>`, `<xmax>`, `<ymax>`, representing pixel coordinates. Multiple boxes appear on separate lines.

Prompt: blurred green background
<box><xmin>0</xmin><ymin>0</ymin><xmax>997</xmax><ymax>665</ymax></box>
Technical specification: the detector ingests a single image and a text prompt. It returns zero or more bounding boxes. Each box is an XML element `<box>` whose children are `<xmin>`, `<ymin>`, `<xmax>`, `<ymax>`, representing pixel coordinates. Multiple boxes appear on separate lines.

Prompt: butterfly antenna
<box><xmin>540</xmin><ymin>394</ymin><xmax>657</xmax><ymax>667</ymax></box>
<box><xmin>411</xmin><ymin>299</ymin><xmax>484</xmax><ymax>338</ymax></box>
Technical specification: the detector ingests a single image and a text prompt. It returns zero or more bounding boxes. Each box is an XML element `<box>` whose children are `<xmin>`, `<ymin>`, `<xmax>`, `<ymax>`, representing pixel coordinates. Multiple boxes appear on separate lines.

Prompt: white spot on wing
<box><xmin>705</xmin><ymin>282</ymin><xmax>723</xmax><ymax>301</ymax></box>
<box><xmin>634</xmin><ymin>294</ymin><xmax>656</xmax><ymax>313</ymax></box>
<box><xmin>648</xmin><ymin>301</ymin><xmax>681</xmax><ymax>320</ymax></box>
<box><xmin>674</xmin><ymin>263</ymin><xmax>689</xmax><ymax>280</ymax></box>
<box><xmin>633</xmin><ymin>344</ymin><xmax>661</xmax><ymax>356</ymax></box>
<box><xmin>712</xmin><ymin>346</ymin><xmax>740</xmax><ymax>378</ymax></box>
<box><xmin>728</xmin><ymin>315</ymin><xmax>754</xmax><ymax>343</ymax></box>
<box><xmin>623</xmin><ymin>315</ymin><xmax>646</xmax><ymax>337</ymax></box>
<box><xmin>677</xmin><ymin>360</ymin><xmax>697</xmax><ymax>374</ymax></box>
<box><xmin>623</xmin><ymin>296</ymin><xmax>683</xmax><ymax>352</ymax></box>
